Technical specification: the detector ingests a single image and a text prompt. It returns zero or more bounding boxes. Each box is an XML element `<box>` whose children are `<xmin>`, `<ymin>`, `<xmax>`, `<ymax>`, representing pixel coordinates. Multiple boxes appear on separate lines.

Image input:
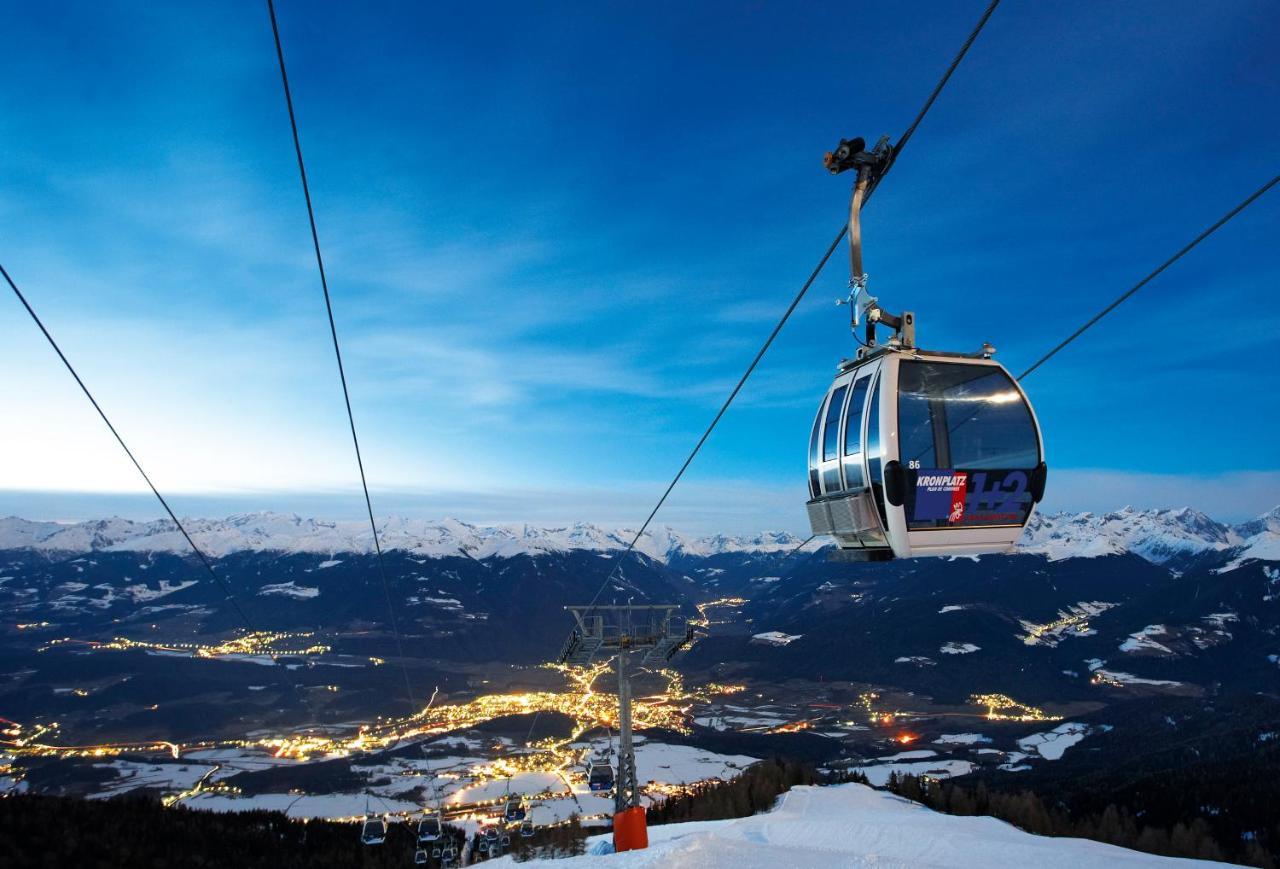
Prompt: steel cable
<box><xmin>264</xmin><ymin>0</ymin><xmax>418</xmax><ymax>711</ymax></box>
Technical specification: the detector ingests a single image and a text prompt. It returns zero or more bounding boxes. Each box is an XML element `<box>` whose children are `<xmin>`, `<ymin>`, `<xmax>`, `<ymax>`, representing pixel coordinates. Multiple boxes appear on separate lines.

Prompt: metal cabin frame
<box><xmin>806</xmin><ymin>344</ymin><xmax>1045</xmax><ymax>560</ymax></box>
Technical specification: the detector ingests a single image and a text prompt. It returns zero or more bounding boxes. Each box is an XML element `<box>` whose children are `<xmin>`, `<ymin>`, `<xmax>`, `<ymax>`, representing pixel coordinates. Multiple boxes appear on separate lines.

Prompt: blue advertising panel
<box><xmin>906</xmin><ymin>468</ymin><xmax>1032</xmax><ymax>529</ymax></box>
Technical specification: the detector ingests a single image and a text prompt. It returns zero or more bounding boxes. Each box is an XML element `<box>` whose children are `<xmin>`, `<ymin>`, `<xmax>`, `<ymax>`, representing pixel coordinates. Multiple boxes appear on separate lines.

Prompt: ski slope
<box><xmin>492</xmin><ymin>784</ymin><xmax>1224</xmax><ymax>868</ymax></box>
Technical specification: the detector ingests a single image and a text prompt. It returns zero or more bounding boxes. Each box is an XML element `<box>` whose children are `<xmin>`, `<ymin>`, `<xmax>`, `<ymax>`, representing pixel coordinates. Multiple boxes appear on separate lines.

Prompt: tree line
<box><xmin>646</xmin><ymin>758</ymin><xmax>821</xmax><ymax>825</ymax></box>
<box><xmin>882</xmin><ymin>771</ymin><xmax>1277</xmax><ymax>868</ymax></box>
<box><xmin>0</xmin><ymin>792</ymin><xmax>445</xmax><ymax>868</ymax></box>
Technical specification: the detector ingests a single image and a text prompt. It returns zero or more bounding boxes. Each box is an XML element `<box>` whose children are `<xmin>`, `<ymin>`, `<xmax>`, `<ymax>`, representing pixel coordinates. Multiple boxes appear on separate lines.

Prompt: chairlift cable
<box><xmin>2</xmin><ymin>263</ymin><xmax>257</xmax><ymax>631</ymax></box>
<box><xmin>1017</xmin><ymin>173</ymin><xmax>1279</xmax><ymax>381</ymax></box>
<box><xmin>579</xmin><ymin>0</ymin><xmax>1003</xmax><ymax>614</ymax></box>
<box><xmin>264</xmin><ymin>0</ymin><xmax>418</xmax><ymax>711</ymax></box>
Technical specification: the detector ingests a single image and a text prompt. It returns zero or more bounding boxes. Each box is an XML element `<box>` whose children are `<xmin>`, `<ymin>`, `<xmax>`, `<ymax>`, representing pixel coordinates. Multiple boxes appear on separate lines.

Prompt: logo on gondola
<box><xmin>913</xmin><ymin>469</ymin><xmax>969</xmax><ymax>522</ymax></box>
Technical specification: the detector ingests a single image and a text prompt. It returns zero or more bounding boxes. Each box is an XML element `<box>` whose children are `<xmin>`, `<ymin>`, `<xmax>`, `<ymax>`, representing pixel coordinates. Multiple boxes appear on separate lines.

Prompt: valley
<box><xmin>2</xmin><ymin>507</ymin><xmax>1279</xmax><ymax>853</ymax></box>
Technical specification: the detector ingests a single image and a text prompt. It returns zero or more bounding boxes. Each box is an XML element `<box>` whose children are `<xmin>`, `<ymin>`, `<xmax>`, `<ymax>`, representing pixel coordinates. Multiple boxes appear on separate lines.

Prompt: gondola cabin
<box><xmin>806</xmin><ymin>347</ymin><xmax>1045</xmax><ymax>559</ymax></box>
<box><xmin>588</xmin><ymin>761</ymin><xmax>615</xmax><ymax>792</ymax></box>
<box><xmin>417</xmin><ymin>812</ymin><xmax>442</xmax><ymax>842</ymax></box>
<box><xmin>360</xmin><ymin>814</ymin><xmax>387</xmax><ymax>846</ymax></box>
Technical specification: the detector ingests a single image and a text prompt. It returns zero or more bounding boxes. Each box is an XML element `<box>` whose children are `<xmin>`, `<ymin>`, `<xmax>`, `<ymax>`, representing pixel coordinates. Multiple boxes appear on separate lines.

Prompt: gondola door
<box><xmin>880</xmin><ymin>354</ymin><xmax>1045</xmax><ymax>557</ymax></box>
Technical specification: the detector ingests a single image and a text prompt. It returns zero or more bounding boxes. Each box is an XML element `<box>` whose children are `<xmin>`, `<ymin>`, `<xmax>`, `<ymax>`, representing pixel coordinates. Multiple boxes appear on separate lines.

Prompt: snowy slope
<box><xmin>0</xmin><ymin>513</ymin><xmax>805</xmax><ymax>562</ymax></box>
<box><xmin>1018</xmin><ymin>507</ymin><xmax>1243</xmax><ymax>563</ymax></box>
<box><xmin>1225</xmin><ymin>507</ymin><xmax>1280</xmax><ymax>568</ymax></box>
<box><xmin>490</xmin><ymin>784</ymin><xmax>1222</xmax><ymax>868</ymax></box>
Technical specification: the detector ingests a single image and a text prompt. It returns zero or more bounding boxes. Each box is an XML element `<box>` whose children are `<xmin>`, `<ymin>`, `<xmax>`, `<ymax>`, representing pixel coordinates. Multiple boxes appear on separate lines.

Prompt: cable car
<box><xmin>588</xmin><ymin>760</ymin><xmax>615</xmax><ymax>792</ymax></box>
<box><xmin>504</xmin><ymin>797</ymin><xmax>526</xmax><ymax>823</ymax></box>
<box><xmin>414</xmin><ymin>848</ymin><xmax>430</xmax><ymax>865</ymax></box>
<box><xmin>417</xmin><ymin>811</ymin><xmax>442</xmax><ymax>842</ymax></box>
<box><xmin>360</xmin><ymin>814</ymin><xmax>387</xmax><ymax>846</ymax></box>
<box><xmin>520</xmin><ymin>818</ymin><xmax>534</xmax><ymax>838</ymax></box>
<box><xmin>806</xmin><ymin>342</ymin><xmax>1046</xmax><ymax>559</ymax></box>
<box><xmin>806</xmin><ymin>134</ymin><xmax>1046</xmax><ymax>559</ymax></box>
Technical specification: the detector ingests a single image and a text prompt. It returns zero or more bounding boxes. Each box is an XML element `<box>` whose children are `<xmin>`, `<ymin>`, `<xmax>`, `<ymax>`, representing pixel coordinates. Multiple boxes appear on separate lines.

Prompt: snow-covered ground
<box><xmin>1017</xmin><ymin>723</ymin><xmax>1099</xmax><ymax>761</ymax></box>
<box><xmin>170</xmin><ymin>738</ymin><xmax>756</xmax><ymax>823</ymax></box>
<box><xmin>490</xmin><ymin>783</ymin><xmax>1223</xmax><ymax>867</ymax></box>
<box><xmin>186</xmin><ymin>791</ymin><xmax>421</xmax><ymax>819</ymax></box>
<box><xmin>851</xmin><ymin>754</ymin><xmax>975</xmax><ymax>787</ymax></box>
<box><xmin>1120</xmin><ymin>625</ymin><xmax>1174</xmax><ymax>655</ymax></box>
<box><xmin>749</xmin><ymin>631</ymin><xmax>801</xmax><ymax>646</ymax></box>
<box><xmin>258</xmin><ymin>581</ymin><xmax>320</xmax><ymax>599</ymax></box>
<box><xmin>933</xmin><ymin>733</ymin><xmax>991</xmax><ymax>746</ymax></box>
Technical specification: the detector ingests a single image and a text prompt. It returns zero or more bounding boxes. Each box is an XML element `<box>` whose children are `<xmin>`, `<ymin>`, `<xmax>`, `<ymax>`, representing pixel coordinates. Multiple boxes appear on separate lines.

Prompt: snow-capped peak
<box><xmin>1017</xmin><ymin>506</ymin><xmax>1242</xmax><ymax>564</ymax></box>
<box><xmin>1234</xmin><ymin>505</ymin><xmax>1280</xmax><ymax>540</ymax></box>
<box><xmin>1222</xmin><ymin>506</ymin><xmax>1280</xmax><ymax>568</ymax></box>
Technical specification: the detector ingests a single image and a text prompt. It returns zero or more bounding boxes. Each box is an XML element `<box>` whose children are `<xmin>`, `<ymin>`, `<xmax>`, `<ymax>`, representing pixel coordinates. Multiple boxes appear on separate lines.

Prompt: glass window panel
<box><xmin>843</xmin><ymin>377</ymin><xmax>871</xmax><ymax>456</ymax></box>
<box><xmin>822</xmin><ymin>385</ymin><xmax>848</xmax><ymax>462</ymax></box>
<box><xmin>808</xmin><ymin>397</ymin><xmax>824</xmax><ymax>468</ymax></box>
<box><xmin>808</xmin><ymin>396</ymin><xmax>824</xmax><ymax>498</ymax></box>
<box><xmin>822</xmin><ymin>466</ymin><xmax>842</xmax><ymax>492</ymax></box>
<box><xmin>866</xmin><ymin>377</ymin><xmax>882</xmax><ymax>482</ymax></box>
<box><xmin>898</xmin><ymin>362</ymin><xmax>1039</xmax><ymax>469</ymax></box>
<box><xmin>842</xmin><ymin>458</ymin><xmax>864</xmax><ymax>489</ymax></box>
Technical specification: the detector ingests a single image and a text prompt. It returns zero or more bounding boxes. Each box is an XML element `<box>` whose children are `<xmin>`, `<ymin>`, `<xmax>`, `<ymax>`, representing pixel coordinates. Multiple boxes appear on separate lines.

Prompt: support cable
<box><xmin>1018</xmin><ymin>173</ymin><xmax>1279</xmax><ymax>381</ymax></box>
<box><xmin>264</xmin><ymin>0</ymin><xmax>417</xmax><ymax>710</ymax></box>
<box><xmin>905</xmin><ymin>172</ymin><xmax>1279</xmax><ymax>463</ymax></box>
<box><xmin>2</xmin><ymin>263</ymin><xmax>256</xmax><ymax>630</ymax></box>
<box><xmin>580</xmin><ymin>0</ymin><xmax>1003</xmax><ymax>615</ymax></box>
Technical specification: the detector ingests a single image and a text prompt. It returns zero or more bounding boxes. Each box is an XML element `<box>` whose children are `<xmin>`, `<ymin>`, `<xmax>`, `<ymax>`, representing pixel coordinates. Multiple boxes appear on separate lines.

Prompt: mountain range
<box><xmin>3</xmin><ymin>504</ymin><xmax>1278</xmax><ymax>736</ymax></box>
<box><xmin>3</xmin><ymin>505</ymin><xmax>1278</xmax><ymax>565</ymax></box>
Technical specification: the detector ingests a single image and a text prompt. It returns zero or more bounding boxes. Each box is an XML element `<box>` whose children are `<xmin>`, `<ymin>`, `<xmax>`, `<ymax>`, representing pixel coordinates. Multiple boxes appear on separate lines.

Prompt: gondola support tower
<box><xmin>558</xmin><ymin>604</ymin><xmax>694</xmax><ymax>852</ymax></box>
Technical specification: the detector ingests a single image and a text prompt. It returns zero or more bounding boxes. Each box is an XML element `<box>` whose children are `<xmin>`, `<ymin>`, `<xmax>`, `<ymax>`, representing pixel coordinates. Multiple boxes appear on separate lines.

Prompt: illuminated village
<box><xmin>1</xmin><ymin>620</ymin><xmax>1072</xmax><ymax>836</ymax></box>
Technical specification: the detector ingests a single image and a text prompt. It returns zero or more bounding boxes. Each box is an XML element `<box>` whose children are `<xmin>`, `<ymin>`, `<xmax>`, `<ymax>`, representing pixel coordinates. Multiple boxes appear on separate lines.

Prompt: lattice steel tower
<box><xmin>559</xmin><ymin>604</ymin><xmax>694</xmax><ymax>816</ymax></box>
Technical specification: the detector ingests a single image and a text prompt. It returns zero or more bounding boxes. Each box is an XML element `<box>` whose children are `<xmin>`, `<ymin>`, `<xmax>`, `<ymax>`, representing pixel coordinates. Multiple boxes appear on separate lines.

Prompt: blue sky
<box><xmin>2</xmin><ymin>1</ymin><xmax>1277</xmax><ymax>532</ymax></box>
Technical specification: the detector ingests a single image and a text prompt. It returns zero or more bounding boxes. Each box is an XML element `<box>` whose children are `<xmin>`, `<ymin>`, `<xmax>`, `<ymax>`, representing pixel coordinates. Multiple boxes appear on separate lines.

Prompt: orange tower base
<box><xmin>613</xmin><ymin>806</ymin><xmax>649</xmax><ymax>852</ymax></box>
